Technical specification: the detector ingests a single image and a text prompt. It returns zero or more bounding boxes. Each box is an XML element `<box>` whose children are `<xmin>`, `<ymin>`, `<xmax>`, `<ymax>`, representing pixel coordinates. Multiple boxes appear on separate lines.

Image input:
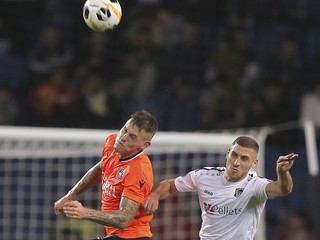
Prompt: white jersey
<box><xmin>174</xmin><ymin>167</ymin><xmax>271</xmax><ymax>240</ymax></box>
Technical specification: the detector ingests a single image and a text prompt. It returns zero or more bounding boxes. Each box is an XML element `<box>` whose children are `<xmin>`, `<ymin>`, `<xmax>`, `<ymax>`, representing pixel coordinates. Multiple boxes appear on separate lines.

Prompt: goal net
<box><xmin>0</xmin><ymin>126</ymin><xmax>265</xmax><ymax>240</ymax></box>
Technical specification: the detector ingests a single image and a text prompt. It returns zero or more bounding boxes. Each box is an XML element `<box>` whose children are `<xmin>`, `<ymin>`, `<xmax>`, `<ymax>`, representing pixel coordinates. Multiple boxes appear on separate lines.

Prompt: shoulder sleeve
<box><xmin>174</xmin><ymin>170</ymin><xmax>198</xmax><ymax>192</ymax></box>
<box><xmin>102</xmin><ymin>134</ymin><xmax>116</xmax><ymax>156</ymax></box>
<box><xmin>250</xmin><ymin>177</ymin><xmax>271</xmax><ymax>201</ymax></box>
<box><xmin>122</xmin><ymin>155</ymin><xmax>154</xmax><ymax>204</ymax></box>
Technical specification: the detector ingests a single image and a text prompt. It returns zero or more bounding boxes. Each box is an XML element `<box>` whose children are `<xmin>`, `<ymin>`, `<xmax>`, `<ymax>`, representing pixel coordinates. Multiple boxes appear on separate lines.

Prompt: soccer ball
<box><xmin>83</xmin><ymin>0</ymin><xmax>122</xmax><ymax>32</ymax></box>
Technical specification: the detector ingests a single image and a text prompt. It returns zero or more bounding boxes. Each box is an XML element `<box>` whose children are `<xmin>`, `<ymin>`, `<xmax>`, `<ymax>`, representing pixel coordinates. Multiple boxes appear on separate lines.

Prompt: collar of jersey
<box><xmin>119</xmin><ymin>150</ymin><xmax>143</xmax><ymax>162</ymax></box>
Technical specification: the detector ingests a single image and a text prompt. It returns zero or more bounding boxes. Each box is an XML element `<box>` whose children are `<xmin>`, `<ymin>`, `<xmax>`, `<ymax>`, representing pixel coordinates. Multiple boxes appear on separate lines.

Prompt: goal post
<box><xmin>0</xmin><ymin>126</ymin><xmax>266</xmax><ymax>240</ymax></box>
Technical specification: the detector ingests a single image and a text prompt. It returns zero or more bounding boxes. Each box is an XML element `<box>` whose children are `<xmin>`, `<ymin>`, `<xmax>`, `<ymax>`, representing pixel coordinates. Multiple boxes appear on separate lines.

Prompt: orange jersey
<box><xmin>100</xmin><ymin>134</ymin><xmax>154</xmax><ymax>238</ymax></box>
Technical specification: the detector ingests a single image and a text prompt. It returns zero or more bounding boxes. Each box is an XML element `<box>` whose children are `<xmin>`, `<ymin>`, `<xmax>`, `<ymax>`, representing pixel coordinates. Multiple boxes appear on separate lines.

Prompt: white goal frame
<box><xmin>1</xmin><ymin>121</ymin><xmax>317</xmax><ymax>240</ymax></box>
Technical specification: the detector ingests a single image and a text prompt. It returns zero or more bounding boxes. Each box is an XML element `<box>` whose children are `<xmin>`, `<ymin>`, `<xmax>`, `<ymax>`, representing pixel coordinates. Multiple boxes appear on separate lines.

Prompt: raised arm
<box><xmin>266</xmin><ymin>153</ymin><xmax>298</xmax><ymax>199</ymax></box>
<box><xmin>63</xmin><ymin>196</ymin><xmax>140</xmax><ymax>229</ymax></box>
<box><xmin>143</xmin><ymin>179</ymin><xmax>178</xmax><ymax>214</ymax></box>
<box><xmin>54</xmin><ymin>161</ymin><xmax>102</xmax><ymax>215</ymax></box>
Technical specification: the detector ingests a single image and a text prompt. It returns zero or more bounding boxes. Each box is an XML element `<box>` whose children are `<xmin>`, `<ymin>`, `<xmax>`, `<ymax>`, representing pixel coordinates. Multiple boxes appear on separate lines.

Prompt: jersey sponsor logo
<box><xmin>116</xmin><ymin>167</ymin><xmax>125</xmax><ymax>180</ymax></box>
<box><xmin>101</xmin><ymin>177</ymin><xmax>116</xmax><ymax>198</ymax></box>
<box><xmin>234</xmin><ymin>188</ymin><xmax>244</xmax><ymax>198</ymax></box>
<box><xmin>204</xmin><ymin>189</ymin><xmax>213</xmax><ymax>196</ymax></box>
<box><xmin>204</xmin><ymin>202</ymin><xmax>242</xmax><ymax>215</ymax></box>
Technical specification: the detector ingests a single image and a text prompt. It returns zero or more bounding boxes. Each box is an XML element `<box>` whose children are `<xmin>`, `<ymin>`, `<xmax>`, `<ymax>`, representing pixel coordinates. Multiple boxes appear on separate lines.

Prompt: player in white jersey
<box><xmin>143</xmin><ymin>136</ymin><xmax>298</xmax><ymax>240</ymax></box>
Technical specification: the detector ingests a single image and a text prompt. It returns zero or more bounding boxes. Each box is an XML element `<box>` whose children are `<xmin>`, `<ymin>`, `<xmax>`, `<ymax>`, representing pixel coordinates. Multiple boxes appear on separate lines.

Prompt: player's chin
<box><xmin>114</xmin><ymin>144</ymin><xmax>121</xmax><ymax>152</ymax></box>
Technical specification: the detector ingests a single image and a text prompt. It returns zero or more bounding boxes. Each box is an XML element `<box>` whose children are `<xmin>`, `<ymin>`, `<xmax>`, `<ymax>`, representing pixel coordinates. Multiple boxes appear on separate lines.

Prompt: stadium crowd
<box><xmin>1</xmin><ymin>1</ymin><xmax>320</xmax><ymax>239</ymax></box>
<box><xmin>0</xmin><ymin>0</ymin><xmax>320</xmax><ymax>138</ymax></box>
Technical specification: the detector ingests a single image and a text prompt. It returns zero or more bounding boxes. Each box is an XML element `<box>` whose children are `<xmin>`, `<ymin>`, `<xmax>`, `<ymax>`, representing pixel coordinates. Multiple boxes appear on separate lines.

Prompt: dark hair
<box><xmin>232</xmin><ymin>136</ymin><xmax>259</xmax><ymax>153</ymax></box>
<box><xmin>130</xmin><ymin>110</ymin><xmax>158</xmax><ymax>138</ymax></box>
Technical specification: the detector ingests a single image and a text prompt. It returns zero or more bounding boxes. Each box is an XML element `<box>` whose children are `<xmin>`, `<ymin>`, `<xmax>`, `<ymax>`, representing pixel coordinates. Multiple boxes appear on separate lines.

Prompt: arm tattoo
<box><xmin>84</xmin><ymin>196</ymin><xmax>140</xmax><ymax>229</ymax></box>
<box><xmin>68</xmin><ymin>162</ymin><xmax>102</xmax><ymax>198</ymax></box>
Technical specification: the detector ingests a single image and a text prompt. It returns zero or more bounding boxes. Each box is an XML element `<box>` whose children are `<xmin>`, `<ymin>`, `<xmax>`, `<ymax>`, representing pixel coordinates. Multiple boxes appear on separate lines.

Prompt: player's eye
<box><xmin>241</xmin><ymin>156</ymin><xmax>249</xmax><ymax>161</ymax></box>
<box><xmin>129</xmin><ymin>134</ymin><xmax>137</xmax><ymax>141</ymax></box>
<box><xmin>231</xmin><ymin>152</ymin><xmax>237</xmax><ymax>158</ymax></box>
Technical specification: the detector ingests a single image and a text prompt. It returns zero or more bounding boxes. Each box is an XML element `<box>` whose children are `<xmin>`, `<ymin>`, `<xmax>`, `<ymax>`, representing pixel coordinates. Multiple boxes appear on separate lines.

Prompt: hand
<box><xmin>142</xmin><ymin>192</ymin><xmax>159</xmax><ymax>215</ymax></box>
<box><xmin>54</xmin><ymin>196</ymin><xmax>72</xmax><ymax>215</ymax></box>
<box><xmin>276</xmin><ymin>153</ymin><xmax>298</xmax><ymax>174</ymax></box>
<box><xmin>63</xmin><ymin>200</ymin><xmax>88</xmax><ymax>219</ymax></box>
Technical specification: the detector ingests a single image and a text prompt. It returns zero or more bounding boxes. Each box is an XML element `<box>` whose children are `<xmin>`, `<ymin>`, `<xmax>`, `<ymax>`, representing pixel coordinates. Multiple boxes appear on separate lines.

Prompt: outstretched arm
<box><xmin>54</xmin><ymin>161</ymin><xmax>102</xmax><ymax>215</ymax></box>
<box><xmin>63</xmin><ymin>196</ymin><xmax>140</xmax><ymax>229</ymax></box>
<box><xmin>266</xmin><ymin>153</ymin><xmax>298</xmax><ymax>199</ymax></box>
<box><xmin>143</xmin><ymin>179</ymin><xmax>177</xmax><ymax>214</ymax></box>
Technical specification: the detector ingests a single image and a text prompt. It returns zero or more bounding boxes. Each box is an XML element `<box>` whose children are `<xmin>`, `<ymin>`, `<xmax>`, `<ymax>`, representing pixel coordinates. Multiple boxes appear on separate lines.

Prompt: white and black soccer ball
<box><xmin>83</xmin><ymin>0</ymin><xmax>122</xmax><ymax>32</ymax></box>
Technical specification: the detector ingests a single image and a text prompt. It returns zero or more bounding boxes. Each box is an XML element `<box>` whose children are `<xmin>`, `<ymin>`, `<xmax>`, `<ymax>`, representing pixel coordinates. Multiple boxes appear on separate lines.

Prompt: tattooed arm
<box><xmin>63</xmin><ymin>196</ymin><xmax>140</xmax><ymax>229</ymax></box>
<box><xmin>54</xmin><ymin>161</ymin><xmax>102</xmax><ymax>215</ymax></box>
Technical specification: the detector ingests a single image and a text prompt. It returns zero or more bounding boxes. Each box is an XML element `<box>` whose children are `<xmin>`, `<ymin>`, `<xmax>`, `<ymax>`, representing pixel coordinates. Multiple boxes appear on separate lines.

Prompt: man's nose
<box><xmin>120</xmin><ymin>133</ymin><xmax>129</xmax><ymax>141</ymax></box>
<box><xmin>233</xmin><ymin>157</ymin><xmax>240</xmax><ymax>165</ymax></box>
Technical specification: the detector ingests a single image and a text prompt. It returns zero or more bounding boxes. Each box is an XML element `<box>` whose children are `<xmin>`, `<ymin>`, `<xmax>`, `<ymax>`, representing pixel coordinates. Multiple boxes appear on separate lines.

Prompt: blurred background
<box><xmin>0</xmin><ymin>0</ymin><xmax>320</xmax><ymax>239</ymax></box>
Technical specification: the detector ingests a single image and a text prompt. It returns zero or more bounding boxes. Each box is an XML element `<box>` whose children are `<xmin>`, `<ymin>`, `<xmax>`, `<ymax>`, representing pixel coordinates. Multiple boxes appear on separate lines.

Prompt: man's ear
<box><xmin>143</xmin><ymin>141</ymin><xmax>151</xmax><ymax>149</ymax></box>
<box><xmin>252</xmin><ymin>159</ymin><xmax>259</xmax><ymax>169</ymax></box>
<box><xmin>226</xmin><ymin>148</ymin><xmax>230</xmax><ymax>158</ymax></box>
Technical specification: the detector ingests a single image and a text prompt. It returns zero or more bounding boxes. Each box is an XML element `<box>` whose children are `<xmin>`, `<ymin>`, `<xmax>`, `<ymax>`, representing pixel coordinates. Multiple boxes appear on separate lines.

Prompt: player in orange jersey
<box><xmin>54</xmin><ymin>110</ymin><xmax>158</xmax><ymax>240</ymax></box>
